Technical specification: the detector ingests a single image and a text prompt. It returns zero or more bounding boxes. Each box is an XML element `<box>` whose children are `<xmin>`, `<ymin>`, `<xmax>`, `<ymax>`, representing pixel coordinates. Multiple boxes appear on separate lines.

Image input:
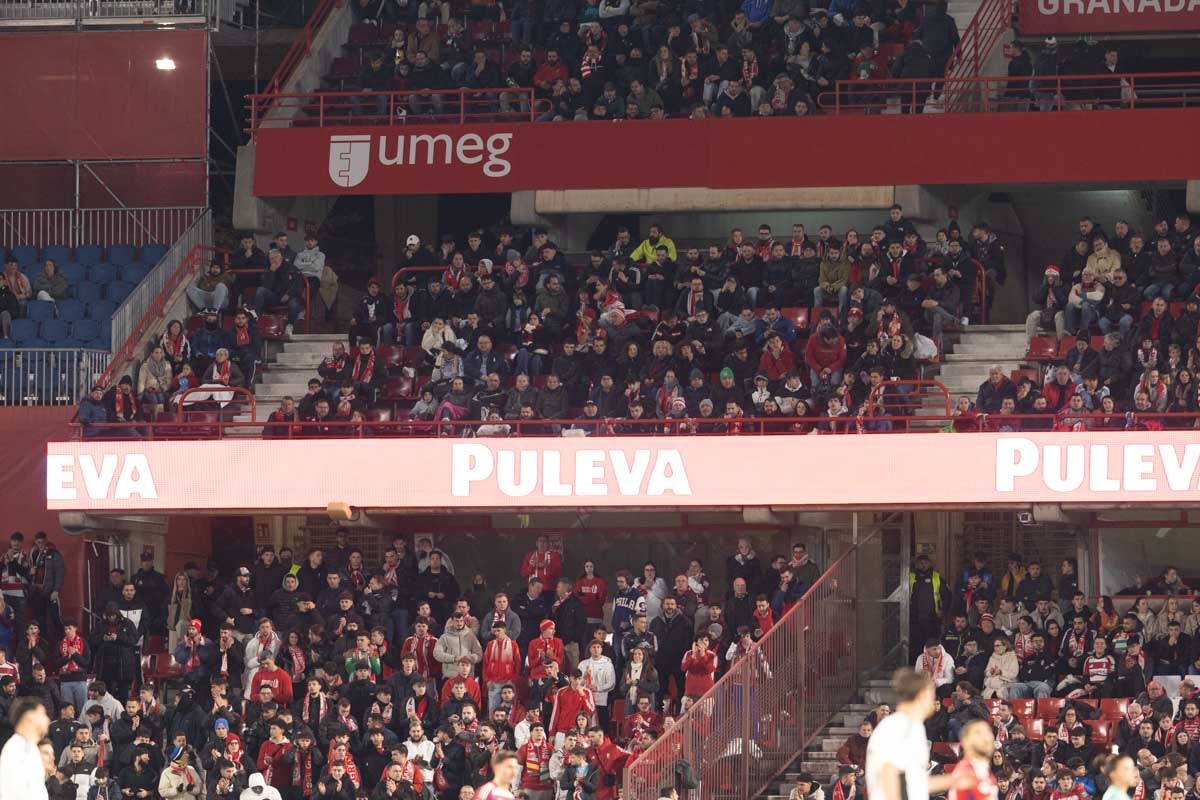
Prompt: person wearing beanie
<box><xmin>789</xmin><ymin>772</ymin><xmax>826</xmax><ymax>800</ymax></box>
<box><xmin>1026</xmin><ymin>264</ymin><xmax>1069</xmax><ymax>341</ymax></box>
<box><xmin>527</xmin><ymin>619</ymin><xmax>566</xmax><ymax>680</ymax></box>
<box><xmin>158</xmin><ymin>745</ymin><xmax>202</xmax><ymax>799</ymax></box>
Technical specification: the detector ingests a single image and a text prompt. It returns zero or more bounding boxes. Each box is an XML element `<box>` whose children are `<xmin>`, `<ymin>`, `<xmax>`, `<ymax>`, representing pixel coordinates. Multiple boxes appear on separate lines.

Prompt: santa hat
<box><xmin>188</xmin><ymin>619</ymin><xmax>203</xmax><ymax>634</ymax></box>
<box><xmin>1044</xmin><ymin>265</ymin><xmax>1060</xmax><ymax>276</ymax></box>
<box><xmin>539</xmin><ymin>619</ymin><xmax>556</xmax><ymax>634</ymax></box>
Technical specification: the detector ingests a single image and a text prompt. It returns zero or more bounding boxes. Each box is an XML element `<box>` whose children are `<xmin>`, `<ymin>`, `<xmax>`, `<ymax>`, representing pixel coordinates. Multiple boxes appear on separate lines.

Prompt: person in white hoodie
<box><xmin>239</xmin><ymin>772</ymin><xmax>283</xmax><ymax>800</ymax></box>
<box><xmin>580</xmin><ymin>640</ymin><xmax>617</xmax><ymax>730</ymax></box>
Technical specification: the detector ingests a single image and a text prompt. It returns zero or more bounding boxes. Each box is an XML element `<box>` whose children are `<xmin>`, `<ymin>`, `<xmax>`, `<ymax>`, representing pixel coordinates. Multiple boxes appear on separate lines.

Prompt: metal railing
<box><xmin>622</xmin><ymin>528</ymin><xmax>900</xmax><ymax>799</ymax></box>
<box><xmin>247</xmin><ymin>87</ymin><xmax>542</xmax><ymax>132</ymax></box>
<box><xmin>65</xmin><ymin>411</ymin><xmax>1200</xmax><ymax>440</ymax></box>
<box><xmin>262</xmin><ymin>0</ymin><xmax>342</xmax><ymax>94</ymax></box>
<box><xmin>0</xmin><ymin>206</ymin><xmax>205</xmax><ymax>250</ymax></box>
<box><xmin>108</xmin><ymin>210</ymin><xmax>213</xmax><ymax>372</ymax></box>
<box><xmin>0</xmin><ymin>348</ymin><xmax>111</xmax><ymax>406</ymax></box>
<box><xmin>821</xmin><ymin>71</ymin><xmax>1200</xmax><ymax>114</ymax></box>
<box><xmin>943</xmin><ymin>0</ymin><xmax>1013</xmax><ymax>110</ymax></box>
<box><xmin>0</xmin><ymin>0</ymin><xmax>208</xmax><ymax>24</ymax></box>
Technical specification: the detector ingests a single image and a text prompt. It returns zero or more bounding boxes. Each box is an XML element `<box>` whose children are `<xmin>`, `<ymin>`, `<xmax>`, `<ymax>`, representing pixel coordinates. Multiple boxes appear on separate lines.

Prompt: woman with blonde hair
<box><xmin>166</xmin><ymin>572</ymin><xmax>192</xmax><ymax>651</ymax></box>
<box><xmin>983</xmin><ymin>637</ymin><xmax>1019</xmax><ymax>698</ymax></box>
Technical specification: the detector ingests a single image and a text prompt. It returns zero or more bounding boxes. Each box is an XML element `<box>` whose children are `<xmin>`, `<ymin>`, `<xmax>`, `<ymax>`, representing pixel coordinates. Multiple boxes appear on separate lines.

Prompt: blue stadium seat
<box><xmin>0</xmin><ymin>339</ymin><xmax>13</xmax><ymax>349</ymax></box>
<box><xmin>88</xmin><ymin>262</ymin><xmax>117</xmax><ymax>283</ymax></box>
<box><xmin>87</xmin><ymin>300</ymin><xmax>116</xmax><ymax>320</ymax></box>
<box><xmin>140</xmin><ymin>244</ymin><xmax>168</xmax><ymax>264</ymax></box>
<box><xmin>56</xmin><ymin>339</ymin><xmax>84</xmax><ymax>350</ymax></box>
<box><xmin>42</xmin><ymin>245</ymin><xmax>71</xmax><ymax>264</ymax></box>
<box><xmin>75</xmin><ymin>245</ymin><xmax>102</xmax><ymax>265</ymax></box>
<box><xmin>10</xmin><ymin>319</ymin><xmax>39</xmax><ymax>343</ymax></box>
<box><xmin>82</xmin><ymin>338</ymin><xmax>105</xmax><ymax>350</ymax></box>
<box><xmin>0</xmin><ymin>247</ymin><xmax>6</xmax><ymax>263</ymax></box>
<box><xmin>26</xmin><ymin>300</ymin><xmax>56</xmax><ymax>321</ymax></box>
<box><xmin>120</xmin><ymin>263</ymin><xmax>150</xmax><ymax>284</ymax></box>
<box><xmin>57</xmin><ymin>300</ymin><xmax>85</xmax><ymax>321</ymax></box>
<box><xmin>40</xmin><ymin>320</ymin><xmax>69</xmax><ymax>343</ymax></box>
<box><xmin>61</xmin><ymin>262</ymin><xmax>86</xmax><ymax>283</ymax></box>
<box><xmin>97</xmin><ymin>327</ymin><xmax>112</xmax><ymax>347</ymax></box>
<box><xmin>108</xmin><ymin>245</ymin><xmax>135</xmax><ymax>266</ymax></box>
<box><xmin>71</xmin><ymin>320</ymin><xmax>101</xmax><ymax>341</ymax></box>
<box><xmin>21</xmin><ymin>338</ymin><xmax>50</xmax><ymax>348</ymax></box>
<box><xmin>105</xmin><ymin>281</ymin><xmax>134</xmax><ymax>303</ymax></box>
<box><xmin>74</xmin><ymin>282</ymin><xmax>102</xmax><ymax>303</ymax></box>
<box><xmin>11</xmin><ymin>245</ymin><xmax>38</xmax><ymax>268</ymax></box>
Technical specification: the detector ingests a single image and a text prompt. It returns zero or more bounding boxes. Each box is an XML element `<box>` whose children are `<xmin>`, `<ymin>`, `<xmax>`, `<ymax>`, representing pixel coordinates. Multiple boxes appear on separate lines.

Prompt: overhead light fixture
<box><xmin>155</xmin><ymin>57</ymin><xmax>176</xmax><ymax>71</ymax></box>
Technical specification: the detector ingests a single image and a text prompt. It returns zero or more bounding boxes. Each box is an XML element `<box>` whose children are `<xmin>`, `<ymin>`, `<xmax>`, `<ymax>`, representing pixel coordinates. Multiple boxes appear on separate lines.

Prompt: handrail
<box><xmin>97</xmin><ymin>243</ymin><xmax>229</xmax><ymax>389</ymax></box>
<box><xmin>622</xmin><ymin>531</ymin><xmax>880</xmax><ymax>799</ymax></box>
<box><xmin>820</xmin><ymin>70</ymin><xmax>1200</xmax><ymax>114</ymax></box>
<box><xmin>174</xmin><ymin>385</ymin><xmax>257</xmax><ymax>418</ymax></box>
<box><xmin>66</xmin><ymin>411</ymin><xmax>1200</xmax><ymax>440</ymax></box>
<box><xmin>943</xmin><ymin>0</ymin><xmax>1013</xmax><ymax>109</ymax></box>
<box><xmin>247</xmin><ymin>87</ymin><xmax>544</xmax><ymax>133</ymax></box>
<box><xmin>228</xmin><ymin>268</ymin><xmax>312</xmax><ymax>334</ymax></box>
<box><xmin>865</xmin><ymin>379</ymin><xmax>952</xmax><ymax>417</ymax></box>
<box><xmin>262</xmin><ymin>0</ymin><xmax>345</xmax><ymax>96</ymax></box>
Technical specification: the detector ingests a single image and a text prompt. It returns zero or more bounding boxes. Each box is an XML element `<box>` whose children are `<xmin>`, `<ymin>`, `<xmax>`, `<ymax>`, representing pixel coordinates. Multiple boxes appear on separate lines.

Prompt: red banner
<box><xmin>46</xmin><ymin>432</ymin><xmax>1200</xmax><ymax>512</ymax></box>
<box><xmin>254</xmin><ymin>110</ymin><xmax>1200</xmax><ymax>196</ymax></box>
<box><xmin>1019</xmin><ymin>0</ymin><xmax>1200</xmax><ymax>33</ymax></box>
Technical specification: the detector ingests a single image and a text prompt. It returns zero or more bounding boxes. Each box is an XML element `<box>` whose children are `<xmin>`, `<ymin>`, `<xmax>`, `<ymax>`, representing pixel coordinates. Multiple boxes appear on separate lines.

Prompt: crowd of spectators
<box><xmin>972</xmin><ymin>212</ymin><xmax>1200</xmax><ymax>431</ymax></box>
<box><xmin>0</xmin><ymin>530</ymin><xmax>818</xmax><ymax>800</ymax></box>
<box><xmin>347</xmin><ymin>0</ymin><xmax>962</xmax><ymax>119</ymax></box>
<box><xmin>893</xmin><ymin>550</ymin><xmax>1200</xmax><ymax>800</ymax></box>
<box><xmin>257</xmin><ymin>208</ymin><xmax>1007</xmax><ymax>436</ymax></box>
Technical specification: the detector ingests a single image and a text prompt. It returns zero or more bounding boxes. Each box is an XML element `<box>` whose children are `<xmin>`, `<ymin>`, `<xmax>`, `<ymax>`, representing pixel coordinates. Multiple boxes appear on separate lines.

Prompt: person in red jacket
<box><xmin>548</xmin><ymin>669</ymin><xmax>596</xmax><ymax>744</ymax></box>
<box><xmin>257</xmin><ymin>719</ymin><xmax>295</xmax><ymax>791</ymax></box>
<box><xmin>758</xmin><ymin>332</ymin><xmax>796</xmax><ymax>384</ymax></box>
<box><xmin>520</xmin><ymin>536</ymin><xmax>562</xmax><ymax>588</ymax></box>
<box><xmin>680</xmin><ymin>634</ymin><xmax>717</xmax><ymax>697</ymax></box>
<box><xmin>483</xmin><ymin>620</ymin><xmax>522</xmax><ymax>711</ymax></box>
<box><xmin>250</xmin><ymin>651</ymin><xmax>294</xmax><ymax>706</ymax></box>
<box><xmin>439</xmin><ymin>657</ymin><xmax>482</xmax><ymax>706</ymax></box>
<box><xmin>752</xmin><ymin>595</ymin><xmax>775</xmax><ymax>638</ymax></box>
<box><xmin>401</xmin><ymin>618</ymin><xmax>438</xmax><ymax>678</ymax></box>
<box><xmin>575</xmin><ymin>560</ymin><xmax>608</xmax><ymax>631</ymax></box>
<box><xmin>804</xmin><ymin>322</ymin><xmax>847</xmax><ymax>385</ymax></box>
<box><xmin>527</xmin><ymin>619</ymin><xmax>566</xmax><ymax>679</ymax></box>
<box><xmin>517</xmin><ymin>721</ymin><xmax>556</xmax><ymax>796</ymax></box>
<box><xmin>586</xmin><ymin>726</ymin><xmax>631</xmax><ymax>800</ymax></box>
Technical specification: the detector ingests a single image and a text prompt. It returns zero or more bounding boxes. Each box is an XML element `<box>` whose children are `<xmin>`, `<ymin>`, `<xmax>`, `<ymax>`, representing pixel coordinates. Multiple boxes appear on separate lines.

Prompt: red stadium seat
<box><xmin>257</xmin><ymin>314</ymin><xmax>287</xmax><ymax>341</ymax></box>
<box><xmin>1037</xmin><ymin>697</ymin><xmax>1065</xmax><ymax>718</ymax></box>
<box><xmin>1100</xmin><ymin>699</ymin><xmax>1129</xmax><ymax>719</ymax></box>
<box><xmin>984</xmin><ymin>698</ymin><xmax>1004</xmax><ymax>714</ymax></box>
<box><xmin>377</xmin><ymin>344</ymin><xmax>405</xmax><ymax>370</ymax></box>
<box><xmin>401</xmin><ymin>345</ymin><xmax>427</xmax><ymax>367</ymax></box>
<box><xmin>1086</xmin><ymin>720</ymin><xmax>1111</xmax><ymax>743</ymax></box>
<box><xmin>1010</xmin><ymin>699</ymin><xmax>1036</xmax><ymax>718</ymax></box>
<box><xmin>780</xmin><ymin>306</ymin><xmax>809</xmax><ymax>332</ymax></box>
<box><xmin>1025</xmin><ymin>335</ymin><xmax>1059</xmax><ymax>361</ymax></box>
<box><xmin>1024</xmin><ymin>717</ymin><xmax>1045</xmax><ymax>740</ymax></box>
<box><xmin>1056</xmin><ymin>335</ymin><xmax>1077</xmax><ymax>358</ymax></box>
<box><xmin>382</xmin><ymin>376</ymin><xmax>415</xmax><ymax>403</ymax></box>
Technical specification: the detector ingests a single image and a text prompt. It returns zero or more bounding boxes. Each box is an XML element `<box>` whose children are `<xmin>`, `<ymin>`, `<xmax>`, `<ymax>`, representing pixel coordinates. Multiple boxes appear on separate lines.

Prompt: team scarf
<box><xmin>114</xmin><ymin>390</ymin><xmax>137</xmax><ymax>419</ymax></box>
<box><xmin>337</xmin><ymin>391</ymin><xmax>357</xmax><ymax>417</ymax></box>
<box><xmin>213</xmin><ymin>359</ymin><xmax>232</xmax><ymax>385</ymax></box>
<box><xmin>833</xmin><ymin>781</ymin><xmax>857</xmax><ymax>800</ymax></box>
<box><xmin>301</xmin><ymin>692</ymin><xmax>328</xmax><ymax>726</ymax></box>
<box><xmin>293</xmin><ymin>746</ymin><xmax>317</xmax><ymax>795</ymax></box>
<box><xmin>262</xmin><ymin>738</ymin><xmax>292</xmax><ymax>785</ymax></box>
<box><xmin>327</xmin><ymin>745</ymin><xmax>362</xmax><ymax>787</ymax></box>
<box><xmin>919</xmin><ymin>649</ymin><xmax>945</xmax><ymax>679</ymax></box>
<box><xmin>1066</xmin><ymin>630</ymin><xmax>1089</xmax><ymax>656</ymax></box>
<box><xmin>1003</xmin><ymin>784</ymin><xmax>1024</xmax><ymax>800</ymax></box>
<box><xmin>352</xmin><ymin>351</ymin><xmax>376</xmax><ymax>383</ymax></box>
<box><xmin>394</xmin><ymin>292</ymin><xmax>411</xmax><ymax>321</ymax></box>
<box><xmin>165</xmin><ymin>332</ymin><xmax>188</xmax><ymax>358</ymax></box>
<box><xmin>404</xmin><ymin>694</ymin><xmax>430</xmax><ymax>721</ymax></box>
<box><xmin>225</xmin><ymin>735</ymin><xmax>247</xmax><ymax>773</ymax></box>
<box><xmin>235</xmin><ymin>326</ymin><xmax>251</xmax><ymax>346</ymax></box>
<box><xmin>58</xmin><ymin>634</ymin><xmax>85</xmax><ymax>666</ymax></box>
<box><xmin>288</xmin><ymin>645</ymin><xmax>306</xmax><ymax>681</ymax></box>
<box><xmin>370</xmin><ymin>700</ymin><xmax>394</xmax><ymax>725</ymax></box>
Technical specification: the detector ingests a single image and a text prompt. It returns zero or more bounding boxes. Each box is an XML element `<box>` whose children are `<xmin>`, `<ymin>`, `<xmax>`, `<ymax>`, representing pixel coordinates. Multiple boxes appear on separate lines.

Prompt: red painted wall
<box><xmin>0</xmin><ymin>163</ymin><xmax>206</xmax><ymax>209</ymax></box>
<box><xmin>254</xmin><ymin>108</ymin><xmax>1200</xmax><ymax>196</ymax></box>
<box><xmin>0</xmin><ymin>30</ymin><xmax>207</xmax><ymax>161</ymax></box>
<box><xmin>0</xmin><ymin>408</ymin><xmax>85</xmax><ymax>620</ymax></box>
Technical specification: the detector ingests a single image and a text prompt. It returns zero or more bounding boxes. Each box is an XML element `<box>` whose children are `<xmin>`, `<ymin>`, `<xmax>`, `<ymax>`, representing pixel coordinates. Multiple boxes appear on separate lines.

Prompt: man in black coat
<box><xmin>649</xmin><ymin>596</ymin><xmax>692</xmax><ymax>700</ymax></box>
<box><xmin>551</xmin><ymin>579</ymin><xmax>589</xmax><ymax>667</ymax></box>
<box><xmin>90</xmin><ymin>603</ymin><xmax>140</xmax><ymax>701</ymax></box>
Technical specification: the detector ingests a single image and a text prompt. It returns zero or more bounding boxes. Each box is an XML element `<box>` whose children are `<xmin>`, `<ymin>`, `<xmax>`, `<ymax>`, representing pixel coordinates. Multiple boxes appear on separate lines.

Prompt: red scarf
<box><xmin>235</xmin><ymin>326</ymin><xmax>250</xmax><ymax>346</ymax></box>
<box><xmin>370</xmin><ymin>700</ymin><xmax>394</xmax><ymax>725</ymax></box>
<box><xmin>225</xmin><ymin>736</ymin><xmax>246</xmax><ymax>773</ymax></box>
<box><xmin>58</xmin><ymin>635</ymin><xmax>85</xmax><ymax>661</ymax></box>
<box><xmin>165</xmin><ymin>333</ymin><xmax>186</xmax><ymax>358</ymax></box>
<box><xmin>353</xmin><ymin>351</ymin><xmax>376</xmax><ymax>383</ymax></box>
<box><xmin>288</xmin><ymin>645</ymin><xmax>306</xmax><ymax>681</ymax></box>
<box><xmin>919</xmin><ymin>649</ymin><xmax>945</xmax><ymax>679</ymax></box>
<box><xmin>394</xmin><ymin>293</ymin><xmax>411</xmax><ymax>321</ymax></box>
<box><xmin>337</xmin><ymin>392</ymin><xmax>357</xmax><ymax>416</ymax></box>
<box><xmin>741</xmin><ymin>58</ymin><xmax>758</xmax><ymax>85</ymax></box>
<box><xmin>114</xmin><ymin>390</ymin><xmax>137</xmax><ymax>419</ymax></box>
<box><xmin>293</xmin><ymin>746</ymin><xmax>317</xmax><ymax>795</ymax></box>
<box><xmin>833</xmin><ymin>781</ymin><xmax>857</xmax><ymax>800</ymax></box>
<box><xmin>328</xmin><ymin>745</ymin><xmax>362</xmax><ymax>787</ymax></box>
<box><xmin>301</xmin><ymin>693</ymin><xmax>328</xmax><ymax>726</ymax></box>
<box><xmin>213</xmin><ymin>359</ymin><xmax>231</xmax><ymax>385</ymax></box>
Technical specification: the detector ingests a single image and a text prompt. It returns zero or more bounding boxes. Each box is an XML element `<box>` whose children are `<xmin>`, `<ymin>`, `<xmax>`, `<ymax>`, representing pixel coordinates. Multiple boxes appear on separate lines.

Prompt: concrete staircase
<box><xmin>757</xmin><ymin>676</ymin><xmax>898</xmax><ymax>800</ymax></box>
<box><xmin>931</xmin><ymin>324</ymin><xmax>1029</xmax><ymax>402</ymax></box>
<box><xmin>946</xmin><ymin>0</ymin><xmax>984</xmax><ymax>44</ymax></box>
<box><xmin>250</xmin><ymin>332</ymin><xmax>346</xmax><ymax>421</ymax></box>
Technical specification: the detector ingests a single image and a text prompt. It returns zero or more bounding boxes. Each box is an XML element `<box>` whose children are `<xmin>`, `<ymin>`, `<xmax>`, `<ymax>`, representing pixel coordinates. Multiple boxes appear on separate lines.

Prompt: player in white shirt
<box><xmin>0</xmin><ymin>696</ymin><xmax>52</xmax><ymax>800</ymax></box>
<box><xmin>867</xmin><ymin>669</ymin><xmax>971</xmax><ymax>800</ymax></box>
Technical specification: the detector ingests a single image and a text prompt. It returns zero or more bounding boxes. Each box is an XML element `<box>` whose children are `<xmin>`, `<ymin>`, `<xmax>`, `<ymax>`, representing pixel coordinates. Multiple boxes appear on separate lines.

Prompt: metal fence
<box><xmin>0</xmin><ymin>207</ymin><xmax>205</xmax><ymax>251</ymax></box>
<box><xmin>109</xmin><ymin>209</ymin><xmax>212</xmax><ymax>366</ymax></box>
<box><xmin>0</xmin><ymin>348</ymin><xmax>111</xmax><ymax>406</ymax></box>
<box><xmin>623</xmin><ymin>526</ymin><xmax>902</xmax><ymax>800</ymax></box>
<box><xmin>0</xmin><ymin>0</ymin><xmax>208</xmax><ymax>24</ymax></box>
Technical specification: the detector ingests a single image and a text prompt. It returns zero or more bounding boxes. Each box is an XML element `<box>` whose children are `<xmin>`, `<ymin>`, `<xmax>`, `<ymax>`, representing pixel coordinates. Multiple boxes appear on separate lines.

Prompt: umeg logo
<box><xmin>327</xmin><ymin>132</ymin><xmax>514</xmax><ymax>188</ymax></box>
<box><xmin>328</xmin><ymin>134</ymin><xmax>372</xmax><ymax>188</ymax></box>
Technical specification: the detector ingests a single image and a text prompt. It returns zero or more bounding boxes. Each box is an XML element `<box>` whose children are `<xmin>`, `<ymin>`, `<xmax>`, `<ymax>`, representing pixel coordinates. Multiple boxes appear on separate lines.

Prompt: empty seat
<box><xmin>120</xmin><ymin>263</ymin><xmax>151</xmax><ymax>284</ymax></box>
<box><xmin>87</xmin><ymin>300</ymin><xmax>117</xmax><ymax>320</ymax></box>
<box><xmin>105</xmin><ymin>281</ymin><xmax>135</xmax><ymax>303</ymax></box>
<box><xmin>75</xmin><ymin>245</ymin><xmax>102</xmax><ymax>265</ymax></box>
<box><xmin>26</xmin><ymin>300</ymin><xmax>56</xmax><ymax>321</ymax></box>
<box><xmin>71</xmin><ymin>320</ymin><xmax>101</xmax><ymax>341</ymax></box>
<box><xmin>60</xmin><ymin>262</ymin><xmax>87</xmax><ymax>283</ymax></box>
<box><xmin>11</xmin><ymin>245</ymin><xmax>37</xmax><ymax>267</ymax></box>
<box><xmin>10</xmin><ymin>319</ymin><xmax>39</xmax><ymax>343</ymax></box>
<box><xmin>40</xmin><ymin>320</ymin><xmax>69</xmax><ymax>343</ymax></box>
<box><xmin>108</xmin><ymin>245</ymin><xmax>135</xmax><ymax>265</ymax></box>
<box><xmin>57</xmin><ymin>300</ymin><xmax>85</xmax><ymax>321</ymax></box>
<box><xmin>1025</xmin><ymin>335</ymin><xmax>1059</xmax><ymax>361</ymax></box>
<box><xmin>0</xmin><ymin>338</ymin><xmax>13</xmax><ymax>349</ymax></box>
<box><xmin>257</xmin><ymin>314</ymin><xmax>287</xmax><ymax>341</ymax></box>
<box><xmin>377</xmin><ymin>344</ymin><xmax>405</xmax><ymax>369</ymax></box>
<box><xmin>88</xmin><ymin>263</ymin><xmax>117</xmax><ymax>283</ymax></box>
<box><xmin>74</xmin><ymin>282</ymin><xmax>102</xmax><ymax>302</ymax></box>
<box><xmin>42</xmin><ymin>245</ymin><xmax>71</xmax><ymax>264</ymax></box>
<box><xmin>20</xmin><ymin>337</ymin><xmax>50</xmax><ymax>348</ymax></box>
<box><xmin>140</xmin><ymin>244</ymin><xmax>168</xmax><ymax>264</ymax></box>
<box><xmin>82</xmin><ymin>338</ymin><xmax>105</xmax><ymax>350</ymax></box>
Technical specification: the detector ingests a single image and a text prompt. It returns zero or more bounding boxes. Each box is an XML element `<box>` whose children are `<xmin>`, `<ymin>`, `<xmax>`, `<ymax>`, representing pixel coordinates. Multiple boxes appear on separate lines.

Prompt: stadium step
<box><xmin>929</xmin><ymin>323</ymin><xmax>1031</xmax><ymax>406</ymax></box>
